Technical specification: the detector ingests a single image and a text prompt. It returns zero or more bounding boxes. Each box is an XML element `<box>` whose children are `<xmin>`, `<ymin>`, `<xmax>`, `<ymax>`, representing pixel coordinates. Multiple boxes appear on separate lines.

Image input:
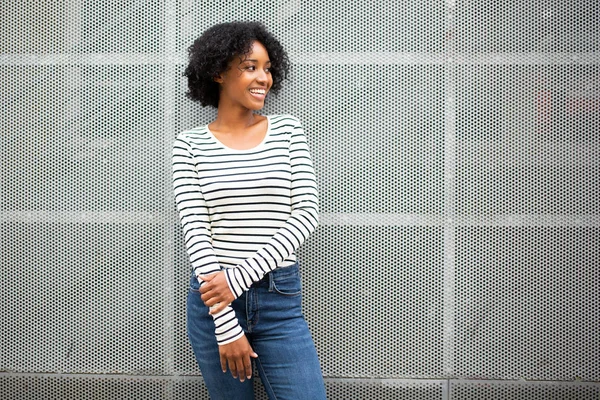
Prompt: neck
<box><xmin>212</xmin><ymin>105</ymin><xmax>258</xmax><ymax>131</ymax></box>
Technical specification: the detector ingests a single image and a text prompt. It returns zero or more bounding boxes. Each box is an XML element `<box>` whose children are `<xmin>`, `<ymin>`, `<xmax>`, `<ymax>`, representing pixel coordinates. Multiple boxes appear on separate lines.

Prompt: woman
<box><xmin>173</xmin><ymin>21</ymin><xmax>326</xmax><ymax>399</ymax></box>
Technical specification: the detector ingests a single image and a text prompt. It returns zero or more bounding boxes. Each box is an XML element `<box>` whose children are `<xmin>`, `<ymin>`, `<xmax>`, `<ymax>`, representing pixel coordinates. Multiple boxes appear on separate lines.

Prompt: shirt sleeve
<box><xmin>223</xmin><ymin>117</ymin><xmax>320</xmax><ymax>298</ymax></box>
<box><xmin>172</xmin><ymin>136</ymin><xmax>244</xmax><ymax>345</ymax></box>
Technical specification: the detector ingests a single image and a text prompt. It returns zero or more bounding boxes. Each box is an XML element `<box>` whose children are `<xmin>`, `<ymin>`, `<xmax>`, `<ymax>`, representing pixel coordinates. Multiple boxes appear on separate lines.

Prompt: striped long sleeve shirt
<box><xmin>172</xmin><ymin>114</ymin><xmax>319</xmax><ymax>345</ymax></box>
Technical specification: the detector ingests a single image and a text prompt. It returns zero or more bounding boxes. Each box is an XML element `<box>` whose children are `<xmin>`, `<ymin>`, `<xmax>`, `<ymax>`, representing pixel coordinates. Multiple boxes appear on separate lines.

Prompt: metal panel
<box><xmin>1</xmin><ymin>64</ymin><xmax>165</xmax><ymax>212</ymax></box>
<box><xmin>299</xmin><ymin>226</ymin><xmax>445</xmax><ymax>378</ymax></box>
<box><xmin>0</xmin><ymin>374</ymin><xmax>168</xmax><ymax>400</ymax></box>
<box><xmin>455</xmin><ymin>227</ymin><xmax>600</xmax><ymax>381</ymax></box>
<box><xmin>450</xmin><ymin>380</ymin><xmax>600</xmax><ymax>400</ymax></box>
<box><xmin>454</xmin><ymin>0</ymin><xmax>599</xmax><ymax>53</ymax></box>
<box><xmin>0</xmin><ymin>222</ymin><xmax>165</xmax><ymax>374</ymax></box>
<box><xmin>455</xmin><ymin>64</ymin><xmax>600</xmax><ymax>215</ymax></box>
<box><xmin>177</xmin><ymin>0</ymin><xmax>446</xmax><ymax>53</ymax></box>
<box><xmin>324</xmin><ymin>379</ymin><xmax>446</xmax><ymax>400</ymax></box>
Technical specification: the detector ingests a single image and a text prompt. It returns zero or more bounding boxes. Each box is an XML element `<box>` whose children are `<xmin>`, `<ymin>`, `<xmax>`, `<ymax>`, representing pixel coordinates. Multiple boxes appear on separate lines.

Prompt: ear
<box><xmin>213</xmin><ymin>74</ymin><xmax>224</xmax><ymax>84</ymax></box>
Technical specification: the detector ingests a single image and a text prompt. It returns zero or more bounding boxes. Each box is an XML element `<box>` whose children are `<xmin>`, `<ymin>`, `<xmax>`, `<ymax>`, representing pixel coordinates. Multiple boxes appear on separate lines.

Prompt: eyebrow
<box><xmin>242</xmin><ymin>59</ymin><xmax>271</xmax><ymax>63</ymax></box>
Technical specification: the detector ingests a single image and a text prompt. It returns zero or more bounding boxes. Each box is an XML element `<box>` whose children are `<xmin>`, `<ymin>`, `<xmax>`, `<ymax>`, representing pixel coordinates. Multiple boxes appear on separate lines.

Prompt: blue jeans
<box><xmin>187</xmin><ymin>262</ymin><xmax>327</xmax><ymax>400</ymax></box>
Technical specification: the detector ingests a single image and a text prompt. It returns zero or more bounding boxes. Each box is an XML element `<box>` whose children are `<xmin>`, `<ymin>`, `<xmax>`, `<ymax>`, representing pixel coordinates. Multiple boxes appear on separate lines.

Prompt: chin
<box><xmin>248</xmin><ymin>103</ymin><xmax>266</xmax><ymax>111</ymax></box>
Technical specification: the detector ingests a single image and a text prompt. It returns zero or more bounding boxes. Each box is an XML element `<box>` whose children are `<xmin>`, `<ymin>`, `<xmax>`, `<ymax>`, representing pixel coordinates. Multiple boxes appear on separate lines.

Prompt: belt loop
<box><xmin>268</xmin><ymin>270</ymin><xmax>274</xmax><ymax>291</ymax></box>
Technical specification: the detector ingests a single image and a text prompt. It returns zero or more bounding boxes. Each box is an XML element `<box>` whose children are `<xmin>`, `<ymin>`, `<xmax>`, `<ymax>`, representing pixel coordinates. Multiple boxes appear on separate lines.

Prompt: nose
<box><xmin>256</xmin><ymin>69</ymin><xmax>268</xmax><ymax>84</ymax></box>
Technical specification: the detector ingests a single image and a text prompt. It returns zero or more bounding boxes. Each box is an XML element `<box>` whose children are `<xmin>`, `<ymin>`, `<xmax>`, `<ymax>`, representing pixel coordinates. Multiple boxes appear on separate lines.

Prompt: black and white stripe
<box><xmin>173</xmin><ymin>115</ymin><xmax>319</xmax><ymax>345</ymax></box>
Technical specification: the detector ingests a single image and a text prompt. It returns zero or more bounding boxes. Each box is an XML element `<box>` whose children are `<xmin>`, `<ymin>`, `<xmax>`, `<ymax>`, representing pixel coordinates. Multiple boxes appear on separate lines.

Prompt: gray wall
<box><xmin>1</xmin><ymin>0</ymin><xmax>599</xmax><ymax>399</ymax></box>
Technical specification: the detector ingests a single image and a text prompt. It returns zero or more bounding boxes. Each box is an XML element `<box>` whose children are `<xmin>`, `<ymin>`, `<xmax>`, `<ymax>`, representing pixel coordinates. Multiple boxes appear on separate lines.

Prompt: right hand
<box><xmin>200</xmin><ymin>272</ymin><xmax>235</xmax><ymax>315</ymax></box>
<box><xmin>219</xmin><ymin>335</ymin><xmax>258</xmax><ymax>382</ymax></box>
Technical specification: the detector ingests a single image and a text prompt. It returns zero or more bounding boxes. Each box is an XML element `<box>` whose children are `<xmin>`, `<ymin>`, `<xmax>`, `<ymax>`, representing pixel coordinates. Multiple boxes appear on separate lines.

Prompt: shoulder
<box><xmin>174</xmin><ymin>125</ymin><xmax>216</xmax><ymax>151</ymax></box>
<box><xmin>176</xmin><ymin>125</ymin><xmax>209</xmax><ymax>142</ymax></box>
<box><xmin>268</xmin><ymin>114</ymin><xmax>302</xmax><ymax>129</ymax></box>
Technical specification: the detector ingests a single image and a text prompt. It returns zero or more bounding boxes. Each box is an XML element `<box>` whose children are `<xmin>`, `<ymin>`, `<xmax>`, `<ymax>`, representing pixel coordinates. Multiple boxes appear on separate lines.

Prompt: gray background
<box><xmin>1</xmin><ymin>0</ymin><xmax>599</xmax><ymax>399</ymax></box>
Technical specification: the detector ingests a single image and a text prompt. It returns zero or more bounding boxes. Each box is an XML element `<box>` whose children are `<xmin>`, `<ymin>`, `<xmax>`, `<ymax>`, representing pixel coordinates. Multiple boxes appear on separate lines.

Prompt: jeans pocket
<box><xmin>189</xmin><ymin>271</ymin><xmax>200</xmax><ymax>292</ymax></box>
<box><xmin>271</xmin><ymin>269</ymin><xmax>302</xmax><ymax>296</ymax></box>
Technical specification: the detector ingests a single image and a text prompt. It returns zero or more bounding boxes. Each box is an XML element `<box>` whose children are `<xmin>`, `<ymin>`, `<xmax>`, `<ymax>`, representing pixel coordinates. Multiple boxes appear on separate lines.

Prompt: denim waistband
<box><xmin>250</xmin><ymin>262</ymin><xmax>299</xmax><ymax>288</ymax></box>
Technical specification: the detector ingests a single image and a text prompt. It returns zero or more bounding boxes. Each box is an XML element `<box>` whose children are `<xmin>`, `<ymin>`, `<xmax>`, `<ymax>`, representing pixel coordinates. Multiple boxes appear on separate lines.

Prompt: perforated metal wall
<box><xmin>1</xmin><ymin>0</ymin><xmax>599</xmax><ymax>399</ymax></box>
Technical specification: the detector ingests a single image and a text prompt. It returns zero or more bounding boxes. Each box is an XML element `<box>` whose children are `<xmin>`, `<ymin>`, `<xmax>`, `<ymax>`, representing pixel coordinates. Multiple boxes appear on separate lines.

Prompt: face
<box><xmin>215</xmin><ymin>40</ymin><xmax>273</xmax><ymax>111</ymax></box>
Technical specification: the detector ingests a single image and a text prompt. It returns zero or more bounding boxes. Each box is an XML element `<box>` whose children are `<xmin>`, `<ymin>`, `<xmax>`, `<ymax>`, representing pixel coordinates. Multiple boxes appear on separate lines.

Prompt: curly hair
<box><xmin>184</xmin><ymin>21</ymin><xmax>290</xmax><ymax>108</ymax></box>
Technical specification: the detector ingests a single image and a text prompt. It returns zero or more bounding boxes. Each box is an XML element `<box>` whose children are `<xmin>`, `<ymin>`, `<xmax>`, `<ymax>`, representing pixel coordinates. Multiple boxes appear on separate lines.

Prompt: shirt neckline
<box><xmin>206</xmin><ymin>115</ymin><xmax>271</xmax><ymax>152</ymax></box>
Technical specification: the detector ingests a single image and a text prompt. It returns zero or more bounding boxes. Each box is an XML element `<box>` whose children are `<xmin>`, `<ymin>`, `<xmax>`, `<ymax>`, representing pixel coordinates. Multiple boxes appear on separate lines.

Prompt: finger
<box><xmin>199</xmin><ymin>274</ymin><xmax>218</xmax><ymax>293</ymax></box>
<box><xmin>220</xmin><ymin>354</ymin><xmax>227</xmax><ymax>374</ymax></box>
<box><xmin>243</xmin><ymin>355</ymin><xmax>253</xmax><ymax>380</ymax></box>
<box><xmin>199</xmin><ymin>281</ymin><xmax>214</xmax><ymax>294</ymax></box>
<box><xmin>246</xmin><ymin>346</ymin><xmax>258</xmax><ymax>379</ymax></box>
<box><xmin>201</xmin><ymin>289</ymin><xmax>223</xmax><ymax>305</ymax></box>
<box><xmin>200</xmin><ymin>291</ymin><xmax>214</xmax><ymax>303</ymax></box>
<box><xmin>236</xmin><ymin>359</ymin><xmax>246</xmax><ymax>382</ymax></box>
<box><xmin>209</xmin><ymin>302</ymin><xmax>225</xmax><ymax>315</ymax></box>
<box><xmin>228</xmin><ymin>359</ymin><xmax>238</xmax><ymax>379</ymax></box>
<box><xmin>199</xmin><ymin>272</ymin><xmax>218</xmax><ymax>282</ymax></box>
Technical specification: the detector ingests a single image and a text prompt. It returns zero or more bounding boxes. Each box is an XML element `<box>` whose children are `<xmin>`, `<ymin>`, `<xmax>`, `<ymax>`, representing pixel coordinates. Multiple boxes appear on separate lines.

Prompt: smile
<box><xmin>249</xmin><ymin>89</ymin><xmax>266</xmax><ymax>95</ymax></box>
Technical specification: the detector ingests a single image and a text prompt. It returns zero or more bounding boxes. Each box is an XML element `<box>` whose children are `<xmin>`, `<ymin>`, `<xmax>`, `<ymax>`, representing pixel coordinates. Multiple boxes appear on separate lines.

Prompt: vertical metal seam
<box><xmin>163</xmin><ymin>0</ymin><xmax>177</xmax><ymax>397</ymax></box>
<box><xmin>443</xmin><ymin>0</ymin><xmax>457</xmax><ymax>383</ymax></box>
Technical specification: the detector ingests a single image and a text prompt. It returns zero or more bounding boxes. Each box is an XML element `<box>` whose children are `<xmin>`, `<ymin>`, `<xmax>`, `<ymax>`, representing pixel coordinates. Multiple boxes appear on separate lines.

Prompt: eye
<box><xmin>245</xmin><ymin>65</ymin><xmax>256</xmax><ymax>71</ymax></box>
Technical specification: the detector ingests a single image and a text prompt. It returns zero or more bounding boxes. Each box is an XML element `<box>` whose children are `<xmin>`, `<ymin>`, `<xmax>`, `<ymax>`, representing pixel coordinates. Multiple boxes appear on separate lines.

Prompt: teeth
<box><xmin>250</xmin><ymin>89</ymin><xmax>265</xmax><ymax>95</ymax></box>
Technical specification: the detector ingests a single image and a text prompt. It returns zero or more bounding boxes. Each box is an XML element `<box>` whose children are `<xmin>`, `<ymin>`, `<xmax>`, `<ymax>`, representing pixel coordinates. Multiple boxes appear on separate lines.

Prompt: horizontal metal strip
<box><xmin>322</xmin><ymin>213</ymin><xmax>600</xmax><ymax>227</ymax></box>
<box><xmin>449</xmin><ymin>378</ymin><xmax>600</xmax><ymax>388</ymax></box>
<box><xmin>458</xmin><ymin>142</ymin><xmax>600</xmax><ymax>168</ymax></box>
<box><xmin>454</xmin><ymin>214</ymin><xmax>600</xmax><ymax>227</ymax></box>
<box><xmin>1</xmin><ymin>53</ymin><xmax>598</xmax><ymax>66</ymax></box>
<box><xmin>320</xmin><ymin>213</ymin><xmax>446</xmax><ymax>226</ymax></box>
<box><xmin>0</xmin><ymin>372</ymin><xmax>447</xmax><ymax>386</ymax></box>
<box><xmin>0</xmin><ymin>53</ymin><xmax>170</xmax><ymax>66</ymax></box>
<box><xmin>0</xmin><ymin>211</ymin><xmax>168</xmax><ymax>224</ymax></box>
<box><xmin>1</xmin><ymin>212</ymin><xmax>598</xmax><ymax>226</ymax></box>
<box><xmin>324</xmin><ymin>377</ymin><xmax>448</xmax><ymax>387</ymax></box>
<box><xmin>1</xmin><ymin>373</ymin><xmax>597</xmax><ymax>388</ymax></box>
<box><xmin>0</xmin><ymin>372</ymin><xmax>178</xmax><ymax>382</ymax></box>
<box><xmin>455</xmin><ymin>52</ymin><xmax>600</xmax><ymax>65</ymax></box>
<box><xmin>291</xmin><ymin>52</ymin><xmax>446</xmax><ymax>65</ymax></box>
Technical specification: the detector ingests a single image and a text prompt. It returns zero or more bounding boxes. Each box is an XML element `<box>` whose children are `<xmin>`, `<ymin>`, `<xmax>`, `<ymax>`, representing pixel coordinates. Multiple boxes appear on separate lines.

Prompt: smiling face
<box><xmin>214</xmin><ymin>40</ymin><xmax>273</xmax><ymax>112</ymax></box>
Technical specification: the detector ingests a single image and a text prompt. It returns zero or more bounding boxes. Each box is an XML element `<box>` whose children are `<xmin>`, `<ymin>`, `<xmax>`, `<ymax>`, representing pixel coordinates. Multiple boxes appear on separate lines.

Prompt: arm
<box><xmin>223</xmin><ymin>118</ymin><xmax>319</xmax><ymax>298</ymax></box>
<box><xmin>172</xmin><ymin>136</ymin><xmax>244</xmax><ymax>345</ymax></box>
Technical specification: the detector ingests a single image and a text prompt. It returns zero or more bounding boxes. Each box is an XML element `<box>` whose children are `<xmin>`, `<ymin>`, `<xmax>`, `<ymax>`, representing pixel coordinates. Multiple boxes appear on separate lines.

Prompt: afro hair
<box><xmin>183</xmin><ymin>21</ymin><xmax>290</xmax><ymax>108</ymax></box>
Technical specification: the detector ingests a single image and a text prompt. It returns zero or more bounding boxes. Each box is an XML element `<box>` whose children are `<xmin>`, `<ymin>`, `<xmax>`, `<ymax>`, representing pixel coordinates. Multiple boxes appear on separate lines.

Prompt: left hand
<box><xmin>200</xmin><ymin>271</ymin><xmax>235</xmax><ymax>315</ymax></box>
<box><xmin>219</xmin><ymin>335</ymin><xmax>258</xmax><ymax>382</ymax></box>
